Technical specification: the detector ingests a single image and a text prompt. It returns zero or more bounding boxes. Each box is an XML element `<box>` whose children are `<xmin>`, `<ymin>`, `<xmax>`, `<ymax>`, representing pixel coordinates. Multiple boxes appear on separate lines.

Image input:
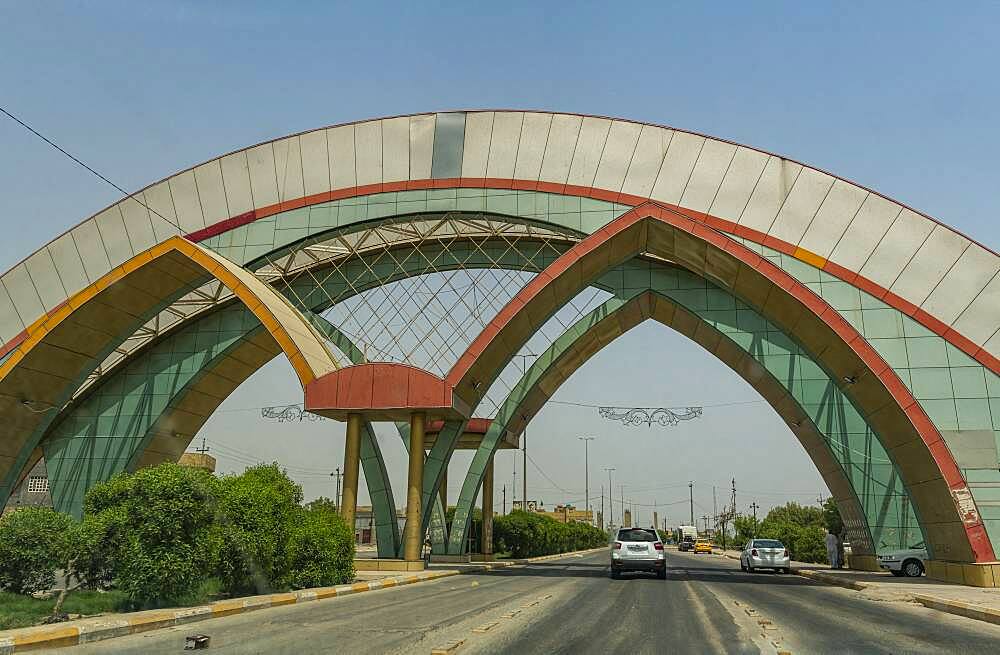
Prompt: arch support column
<box><xmin>481</xmin><ymin>453</ymin><xmax>494</xmax><ymax>558</ymax></box>
<box><xmin>403</xmin><ymin>411</ymin><xmax>427</xmax><ymax>563</ymax></box>
<box><xmin>340</xmin><ymin>413</ymin><xmax>363</xmax><ymax>534</ymax></box>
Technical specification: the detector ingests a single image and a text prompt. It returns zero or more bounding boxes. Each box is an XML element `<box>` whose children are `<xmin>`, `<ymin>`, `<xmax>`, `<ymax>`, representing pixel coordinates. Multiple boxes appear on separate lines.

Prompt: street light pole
<box><xmin>515</xmin><ymin>353</ymin><xmax>536</xmax><ymax>510</ymax></box>
<box><xmin>604</xmin><ymin>467</ymin><xmax>615</xmax><ymax>526</ymax></box>
<box><xmin>688</xmin><ymin>481</ymin><xmax>694</xmax><ymax>525</ymax></box>
<box><xmin>579</xmin><ymin>436</ymin><xmax>595</xmax><ymax>524</ymax></box>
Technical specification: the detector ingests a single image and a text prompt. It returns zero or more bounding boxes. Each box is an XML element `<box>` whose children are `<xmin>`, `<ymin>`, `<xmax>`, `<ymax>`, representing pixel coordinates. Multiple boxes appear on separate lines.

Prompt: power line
<box><xmin>0</xmin><ymin>105</ymin><xmax>184</xmax><ymax>234</ymax></box>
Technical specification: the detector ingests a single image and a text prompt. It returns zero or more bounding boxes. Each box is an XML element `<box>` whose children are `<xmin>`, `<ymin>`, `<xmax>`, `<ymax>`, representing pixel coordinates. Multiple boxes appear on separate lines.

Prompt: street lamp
<box><xmin>514</xmin><ymin>352</ymin><xmax>536</xmax><ymax>508</ymax></box>
<box><xmin>604</xmin><ymin>467</ymin><xmax>616</xmax><ymax>527</ymax></box>
<box><xmin>579</xmin><ymin>436</ymin><xmax>595</xmax><ymax>524</ymax></box>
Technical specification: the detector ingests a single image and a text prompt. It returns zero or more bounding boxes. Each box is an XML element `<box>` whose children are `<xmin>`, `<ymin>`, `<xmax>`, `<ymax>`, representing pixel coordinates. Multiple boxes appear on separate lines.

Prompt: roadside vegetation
<box><xmin>730</xmin><ymin>500</ymin><xmax>839</xmax><ymax>563</ymax></box>
<box><xmin>0</xmin><ymin>462</ymin><xmax>354</xmax><ymax>629</ymax></box>
<box><xmin>492</xmin><ymin>510</ymin><xmax>607</xmax><ymax>558</ymax></box>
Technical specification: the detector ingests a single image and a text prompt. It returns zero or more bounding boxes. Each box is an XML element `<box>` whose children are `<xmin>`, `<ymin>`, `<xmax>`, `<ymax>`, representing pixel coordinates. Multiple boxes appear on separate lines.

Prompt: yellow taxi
<box><xmin>693</xmin><ymin>539</ymin><xmax>713</xmax><ymax>554</ymax></box>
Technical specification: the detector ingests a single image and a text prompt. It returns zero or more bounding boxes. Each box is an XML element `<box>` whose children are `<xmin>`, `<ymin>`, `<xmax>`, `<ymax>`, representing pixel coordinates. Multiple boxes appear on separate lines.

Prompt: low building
<box><xmin>178</xmin><ymin>452</ymin><xmax>217</xmax><ymax>473</ymax></box>
<box><xmin>535</xmin><ymin>504</ymin><xmax>594</xmax><ymax>524</ymax></box>
<box><xmin>2</xmin><ymin>459</ymin><xmax>53</xmax><ymax>515</ymax></box>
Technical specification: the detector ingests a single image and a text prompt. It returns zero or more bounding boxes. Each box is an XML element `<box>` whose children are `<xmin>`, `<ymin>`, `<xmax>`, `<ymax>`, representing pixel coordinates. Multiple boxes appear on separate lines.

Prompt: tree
<box><xmin>287</xmin><ymin>502</ymin><xmax>355</xmax><ymax>589</ymax></box>
<box><xmin>822</xmin><ymin>497</ymin><xmax>844</xmax><ymax>535</ymax></box>
<box><xmin>80</xmin><ymin>463</ymin><xmax>222</xmax><ymax>607</ymax></box>
<box><xmin>215</xmin><ymin>463</ymin><xmax>304</xmax><ymax>595</ymax></box>
<box><xmin>0</xmin><ymin>507</ymin><xmax>76</xmax><ymax>594</ymax></box>
<box><xmin>751</xmin><ymin>502</ymin><xmax>827</xmax><ymax>563</ymax></box>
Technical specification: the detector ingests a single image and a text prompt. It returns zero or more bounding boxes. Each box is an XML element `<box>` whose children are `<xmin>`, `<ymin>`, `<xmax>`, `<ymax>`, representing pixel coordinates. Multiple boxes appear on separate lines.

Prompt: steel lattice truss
<box><xmin>74</xmin><ymin>213</ymin><xmax>584</xmax><ymax>400</ymax></box>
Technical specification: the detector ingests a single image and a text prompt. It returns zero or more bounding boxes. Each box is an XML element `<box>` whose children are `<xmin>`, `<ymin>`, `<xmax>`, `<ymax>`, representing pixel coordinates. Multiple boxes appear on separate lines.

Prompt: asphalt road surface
<box><xmin>57</xmin><ymin>549</ymin><xmax>1000</xmax><ymax>654</ymax></box>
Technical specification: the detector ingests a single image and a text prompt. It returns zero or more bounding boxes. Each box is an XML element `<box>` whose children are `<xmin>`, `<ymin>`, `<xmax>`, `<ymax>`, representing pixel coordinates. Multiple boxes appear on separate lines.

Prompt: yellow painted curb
<box><xmin>0</xmin><ymin>547</ymin><xmax>604</xmax><ymax>652</ymax></box>
<box><xmin>0</xmin><ymin>570</ymin><xmax>463</xmax><ymax>653</ymax></box>
<box><xmin>913</xmin><ymin>594</ymin><xmax>1000</xmax><ymax>627</ymax></box>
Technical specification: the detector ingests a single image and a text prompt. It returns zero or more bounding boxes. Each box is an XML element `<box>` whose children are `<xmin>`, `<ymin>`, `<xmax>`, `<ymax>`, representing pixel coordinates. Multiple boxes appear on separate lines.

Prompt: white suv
<box><xmin>611</xmin><ymin>528</ymin><xmax>666</xmax><ymax>579</ymax></box>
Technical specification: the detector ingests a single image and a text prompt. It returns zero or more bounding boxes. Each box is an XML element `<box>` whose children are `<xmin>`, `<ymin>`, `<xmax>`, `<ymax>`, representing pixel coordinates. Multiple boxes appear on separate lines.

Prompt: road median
<box><xmin>0</xmin><ymin>547</ymin><xmax>605</xmax><ymax>652</ymax></box>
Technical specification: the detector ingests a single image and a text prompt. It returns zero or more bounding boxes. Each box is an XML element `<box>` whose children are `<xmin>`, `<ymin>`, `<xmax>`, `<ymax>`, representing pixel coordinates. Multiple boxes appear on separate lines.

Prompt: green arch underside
<box><xmin>447</xmin><ymin>260</ymin><xmax>921</xmax><ymax>556</ymax></box>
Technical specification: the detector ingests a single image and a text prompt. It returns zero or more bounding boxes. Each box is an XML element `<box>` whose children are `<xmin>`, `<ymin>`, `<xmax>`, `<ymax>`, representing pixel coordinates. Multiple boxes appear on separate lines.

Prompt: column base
<box><xmin>471</xmin><ymin>554</ymin><xmax>495</xmax><ymax>562</ymax></box>
<box><xmin>354</xmin><ymin>558</ymin><xmax>426</xmax><ymax>572</ymax></box>
<box><xmin>925</xmin><ymin>560</ymin><xmax>1000</xmax><ymax>587</ymax></box>
<box><xmin>846</xmin><ymin>554</ymin><xmax>880</xmax><ymax>571</ymax></box>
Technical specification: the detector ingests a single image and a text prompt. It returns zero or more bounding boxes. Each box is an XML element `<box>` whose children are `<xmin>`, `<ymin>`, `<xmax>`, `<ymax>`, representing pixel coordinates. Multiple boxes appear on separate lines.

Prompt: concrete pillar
<box><xmin>341</xmin><ymin>413</ymin><xmax>362</xmax><ymax>534</ymax></box>
<box><xmin>403</xmin><ymin>412</ymin><xmax>426</xmax><ymax>562</ymax></box>
<box><xmin>440</xmin><ymin>467</ymin><xmax>447</xmax><ymax>515</ymax></box>
<box><xmin>482</xmin><ymin>453</ymin><xmax>494</xmax><ymax>556</ymax></box>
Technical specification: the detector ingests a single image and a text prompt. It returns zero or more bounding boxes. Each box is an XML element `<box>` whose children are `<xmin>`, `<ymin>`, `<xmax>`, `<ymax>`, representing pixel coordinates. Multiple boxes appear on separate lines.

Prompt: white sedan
<box><xmin>740</xmin><ymin>539</ymin><xmax>790</xmax><ymax>573</ymax></box>
<box><xmin>877</xmin><ymin>543</ymin><xmax>928</xmax><ymax>577</ymax></box>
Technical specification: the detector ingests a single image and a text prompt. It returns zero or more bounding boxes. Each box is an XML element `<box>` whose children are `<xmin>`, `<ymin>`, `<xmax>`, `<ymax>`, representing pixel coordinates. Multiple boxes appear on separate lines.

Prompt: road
<box><xmin>58</xmin><ymin>549</ymin><xmax>1000</xmax><ymax>654</ymax></box>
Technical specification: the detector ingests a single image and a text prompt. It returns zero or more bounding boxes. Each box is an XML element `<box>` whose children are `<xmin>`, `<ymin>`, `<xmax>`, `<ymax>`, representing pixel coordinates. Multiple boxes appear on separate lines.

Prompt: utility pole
<box><xmin>600</xmin><ymin>485</ymin><xmax>605</xmax><ymax>530</ymax></box>
<box><xmin>579</xmin><ymin>436</ymin><xmax>594</xmax><ymax>524</ymax></box>
<box><xmin>515</xmin><ymin>353</ymin><xmax>535</xmax><ymax>511</ymax></box>
<box><xmin>702</xmin><ymin>514</ymin><xmax>710</xmax><ymax>534</ymax></box>
<box><xmin>713</xmin><ymin>485</ymin><xmax>718</xmax><ymax>536</ymax></box>
<box><xmin>502</xmin><ymin>484</ymin><xmax>507</xmax><ymax>514</ymax></box>
<box><xmin>750</xmin><ymin>501</ymin><xmax>760</xmax><ymax>537</ymax></box>
<box><xmin>512</xmin><ymin>452</ymin><xmax>517</xmax><ymax>509</ymax></box>
<box><xmin>604</xmin><ymin>468</ymin><xmax>615</xmax><ymax>526</ymax></box>
<box><xmin>331</xmin><ymin>467</ymin><xmax>342</xmax><ymax>512</ymax></box>
<box><xmin>688</xmin><ymin>481</ymin><xmax>694</xmax><ymax>525</ymax></box>
<box><xmin>620</xmin><ymin>484</ymin><xmax>625</xmax><ymax>527</ymax></box>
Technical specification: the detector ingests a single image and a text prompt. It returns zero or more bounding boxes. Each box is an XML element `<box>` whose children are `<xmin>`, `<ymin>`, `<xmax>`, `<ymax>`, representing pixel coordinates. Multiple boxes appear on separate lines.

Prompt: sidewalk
<box><xmin>0</xmin><ymin>547</ymin><xmax>606</xmax><ymax>652</ymax></box>
<box><xmin>715</xmin><ymin>548</ymin><xmax>1000</xmax><ymax>626</ymax></box>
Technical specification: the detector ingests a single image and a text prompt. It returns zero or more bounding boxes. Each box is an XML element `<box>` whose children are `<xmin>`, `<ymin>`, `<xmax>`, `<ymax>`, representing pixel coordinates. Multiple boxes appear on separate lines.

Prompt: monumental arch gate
<box><xmin>1</xmin><ymin>111</ymin><xmax>998</xmax><ymax>584</ymax></box>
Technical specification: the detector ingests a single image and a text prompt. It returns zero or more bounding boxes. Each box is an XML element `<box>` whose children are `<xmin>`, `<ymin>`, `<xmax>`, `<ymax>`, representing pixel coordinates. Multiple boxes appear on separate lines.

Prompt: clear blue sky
<box><xmin>2</xmin><ymin>2</ymin><xmax>998</xmax><ymax>520</ymax></box>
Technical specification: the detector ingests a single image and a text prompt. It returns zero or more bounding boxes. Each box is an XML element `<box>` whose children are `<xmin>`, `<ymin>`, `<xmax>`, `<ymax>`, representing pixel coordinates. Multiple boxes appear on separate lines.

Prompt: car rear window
<box><xmin>617</xmin><ymin>529</ymin><xmax>657</xmax><ymax>542</ymax></box>
<box><xmin>753</xmin><ymin>540</ymin><xmax>784</xmax><ymax>548</ymax></box>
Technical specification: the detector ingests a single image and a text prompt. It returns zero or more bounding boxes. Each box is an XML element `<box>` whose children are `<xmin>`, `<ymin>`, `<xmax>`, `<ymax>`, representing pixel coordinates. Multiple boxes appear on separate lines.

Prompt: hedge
<box><xmin>492</xmin><ymin>510</ymin><xmax>607</xmax><ymax>558</ymax></box>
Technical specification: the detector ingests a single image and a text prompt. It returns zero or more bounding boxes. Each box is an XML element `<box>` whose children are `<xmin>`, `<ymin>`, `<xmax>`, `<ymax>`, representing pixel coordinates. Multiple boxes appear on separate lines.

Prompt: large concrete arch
<box><xmin>441</xmin><ymin>202</ymin><xmax>994</xmax><ymax>569</ymax></box>
<box><xmin>0</xmin><ymin>236</ymin><xmax>342</xmax><ymax>505</ymax></box>
<box><xmin>446</xmin><ymin>291</ymin><xmax>884</xmax><ymax>563</ymax></box>
<box><xmin>1</xmin><ymin>110</ymin><xmax>996</xmax><ymax>582</ymax></box>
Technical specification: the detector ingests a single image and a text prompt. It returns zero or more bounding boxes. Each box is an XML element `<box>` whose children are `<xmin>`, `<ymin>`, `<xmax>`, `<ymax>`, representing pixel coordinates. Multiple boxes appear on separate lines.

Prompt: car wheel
<box><xmin>902</xmin><ymin>559</ymin><xmax>924</xmax><ymax>578</ymax></box>
<box><xmin>889</xmin><ymin>569</ymin><xmax>905</xmax><ymax>577</ymax></box>
<box><xmin>747</xmin><ymin>566</ymin><xmax>755</xmax><ymax>573</ymax></box>
<box><xmin>657</xmin><ymin>569</ymin><xmax>667</xmax><ymax>580</ymax></box>
<box><xmin>610</xmin><ymin>568</ymin><xmax>620</xmax><ymax>580</ymax></box>
<box><xmin>740</xmin><ymin>561</ymin><xmax>746</xmax><ymax>572</ymax></box>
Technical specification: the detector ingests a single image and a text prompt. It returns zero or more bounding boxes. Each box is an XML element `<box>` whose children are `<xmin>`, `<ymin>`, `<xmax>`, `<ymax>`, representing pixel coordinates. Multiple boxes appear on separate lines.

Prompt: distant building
<box><xmin>178</xmin><ymin>452</ymin><xmax>217</xmax><ymax>473</ymax></box>
<box><xmin>535</xmin><ymin>504</ymin><xmax>594</xmax><ymax>524</ymax></box>
<box><xmin>3</xmin><ymin>459</ymin><xmax>53</xmax><ymax>515</ymax></box>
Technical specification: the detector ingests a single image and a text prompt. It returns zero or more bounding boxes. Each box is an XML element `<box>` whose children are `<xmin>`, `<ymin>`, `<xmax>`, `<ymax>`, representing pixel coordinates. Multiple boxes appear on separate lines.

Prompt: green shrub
<box><xmin>215</xmin><ymin>463</ymin><xmax>303</xmax><ymax>594</ymax></box>
<box><xmin>81</xmin><ymin>463</ymin><xmax>221</xmax><ymax>608</ymax></box>
<box><xmin>493</xmin><ymin>511</ymin><xmax>607</xmax><ymax>558</ymax></box>
<box><xmin>0</xmin><ymin>507</ymin><xmax>75</xmax><ymax>594</ymax></box>
<box><xmin>751</xmin><ymin>502</ymin><xmax>828</xmax><ymax>564</ymax></box>
<box><xmin>287</xmin><ymin>504</ymin><xmax>355</xmax><ymax>589</ymax></box>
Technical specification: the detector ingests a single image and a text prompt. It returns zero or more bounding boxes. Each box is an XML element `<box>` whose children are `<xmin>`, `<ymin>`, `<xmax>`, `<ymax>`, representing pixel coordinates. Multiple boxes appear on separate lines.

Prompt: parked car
<box><xmin>877</xmin><ymin>543</ymin><xmax>927</xmax><ymax>577</ymax></box>
<box><xmin>693</xmin><ymin>539</ymin><xmax>713</xmax><ymax>554</ymax></box>
<box><xmin>611</xmin><ymin>527</ymin><xmax>666</xmax><ymax>579</ymax></box>
<box><xmin>740</xmin><ymin>539</ymin><xmax>790</xmax><ymax>573</ymax></box>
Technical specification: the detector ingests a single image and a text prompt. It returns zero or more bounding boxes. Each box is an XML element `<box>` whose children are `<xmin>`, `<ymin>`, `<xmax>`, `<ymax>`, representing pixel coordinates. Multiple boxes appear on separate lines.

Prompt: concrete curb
<box><xmin>0</xmin><ymin>547</ymin><xmax>604</xmax><ymax>652</ymax></box>
<box><xmin>713</xmin><ymin>549</ymin><xmax>1000</xmax><ymax>629</ymax></box>
<box><xmin>0</xmin><ymin>569</ymin><xmax>459</xmax><ymax>653</ymax></box>
<box><xmin>912</xmin><ymin>594</ymin><xmax>1000</xmax><ymax>626</ymax></box>
<box><xmin>793</xmin><ymin>568</ymin><xmax>869</xmax><ymax>591</ymax></box>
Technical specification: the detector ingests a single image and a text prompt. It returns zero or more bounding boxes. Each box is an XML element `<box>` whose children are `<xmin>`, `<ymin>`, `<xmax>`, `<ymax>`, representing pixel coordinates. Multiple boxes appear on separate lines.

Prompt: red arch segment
<box><xmin>445</xmin><ymin>201</ymin><xmax>995</xmax><ymax>563</ymax></box>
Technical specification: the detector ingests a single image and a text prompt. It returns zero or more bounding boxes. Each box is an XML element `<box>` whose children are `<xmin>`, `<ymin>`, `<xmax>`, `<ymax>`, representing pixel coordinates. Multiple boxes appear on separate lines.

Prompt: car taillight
<box><xmin>751</xmin><ymin>548</ymin><xmax>758</xmax><ymax>557</ymax></box>
<box><xmin>784</xmin><ymin>549</ymin><xmax>789</xmax><ymax>557</ymax></box>
<box><xmin>654</xmin><ymin>542</ymin><xmax>663</xmax><ymax>550</ymax></box>
<box><xmin>614</xmin><ymin>542</ymin><xmax>622</xmax><ymax>550</ymax></box>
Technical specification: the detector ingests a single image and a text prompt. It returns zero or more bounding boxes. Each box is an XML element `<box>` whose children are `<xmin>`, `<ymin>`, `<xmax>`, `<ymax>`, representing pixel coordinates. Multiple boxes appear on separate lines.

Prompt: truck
<box><xmin>676</xmin><ymin>525</ymin><xmax>698</xmax><ymax>551</ymax></box>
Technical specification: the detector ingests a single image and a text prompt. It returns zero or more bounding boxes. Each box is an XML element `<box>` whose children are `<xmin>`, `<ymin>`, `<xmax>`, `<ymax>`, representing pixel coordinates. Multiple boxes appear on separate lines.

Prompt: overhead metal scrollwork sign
<box><xmin>598</xmin><ymin>406</ymin><xmax>703</xmax><ymax>427</ymax></box>
<box><xmin>261</xmin><ymin>404</ymin><xmax>326</xmax><ymax>422</ymax></box>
